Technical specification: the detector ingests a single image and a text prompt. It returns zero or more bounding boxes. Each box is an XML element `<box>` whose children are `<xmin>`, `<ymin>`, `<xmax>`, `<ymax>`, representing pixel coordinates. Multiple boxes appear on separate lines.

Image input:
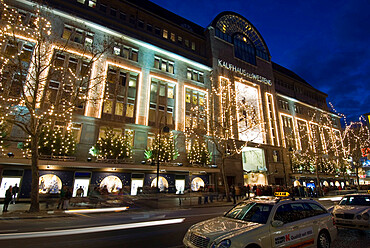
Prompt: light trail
<box><xmin>0</xmin><ymin>218</ymin><xmax>185</xmax><ymax>240</ymax></box>
<box><xmin>64</xmin><ymin>207</ymin><xmax>129</xmax><ymax>214</ymax></box>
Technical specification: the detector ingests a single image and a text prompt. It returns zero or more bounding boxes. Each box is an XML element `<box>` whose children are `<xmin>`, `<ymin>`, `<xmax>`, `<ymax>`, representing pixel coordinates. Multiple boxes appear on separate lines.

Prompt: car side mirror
<box><xmin>271</xmin><ymin>220</ymin><xmax>284</xmax><ymax>227</ymax></box>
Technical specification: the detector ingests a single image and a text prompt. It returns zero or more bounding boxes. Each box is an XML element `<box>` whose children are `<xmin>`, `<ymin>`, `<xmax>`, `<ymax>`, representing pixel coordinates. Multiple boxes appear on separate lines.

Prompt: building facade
<box><xmin>0</xmin><ymin>0</ymin><xmax>344</xmax><ymax>199</ymax></box>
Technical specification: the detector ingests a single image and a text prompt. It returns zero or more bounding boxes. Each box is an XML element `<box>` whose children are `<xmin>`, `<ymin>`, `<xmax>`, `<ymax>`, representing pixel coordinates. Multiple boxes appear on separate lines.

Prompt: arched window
<box><xmin>233</xmin><ymin>34</ymin><xmax>256</xmax><ymax>65</ymax></box>
<box><xmin>211</xmin><ymin>12</ymin><xmax>270</xmax><ymax>62</ymax></box>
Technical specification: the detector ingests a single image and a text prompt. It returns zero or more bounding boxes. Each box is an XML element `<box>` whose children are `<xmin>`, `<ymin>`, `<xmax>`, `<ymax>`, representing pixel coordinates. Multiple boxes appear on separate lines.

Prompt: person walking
<box><xmin>11</xmin><ymin>183</ymin><xmax>19</xmax><ymax>204</ymax></box>
<box><xmin>57</xmin><ymin>186</ymin><xmax>66</xmax><ymax>209</ymax></box>
<box><xmin>2</xmin><ymin>186</ymin><xmax>12</xmax><ymax>212</ymax></box>
<box><xmin>63</xmin><ymin>187</ymin><xmax>72</xmax><ymax>210</ymax></box>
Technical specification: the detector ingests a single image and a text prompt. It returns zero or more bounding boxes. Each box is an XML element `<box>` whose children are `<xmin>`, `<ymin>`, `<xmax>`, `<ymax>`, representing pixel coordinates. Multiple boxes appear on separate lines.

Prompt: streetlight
<box><xmin>156</xmin><ymin>125</ymin><xmax>170</xmax><ymax>192</ymax></box>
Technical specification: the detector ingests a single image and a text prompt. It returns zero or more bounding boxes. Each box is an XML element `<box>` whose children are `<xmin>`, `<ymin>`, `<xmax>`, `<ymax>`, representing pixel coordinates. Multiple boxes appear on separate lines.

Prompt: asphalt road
<box><xmin>0</xmin><ymin>200</ymin><xmax>369</xmax><ymax>248</ymax></box>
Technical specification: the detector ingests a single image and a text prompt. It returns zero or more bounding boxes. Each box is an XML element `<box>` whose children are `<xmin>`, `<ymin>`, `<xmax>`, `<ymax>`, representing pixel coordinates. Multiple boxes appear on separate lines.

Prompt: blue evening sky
<box><xmin>151</xmin><ymin>0</ymin><xmax>370</xmax><ymax>122</ymax></box>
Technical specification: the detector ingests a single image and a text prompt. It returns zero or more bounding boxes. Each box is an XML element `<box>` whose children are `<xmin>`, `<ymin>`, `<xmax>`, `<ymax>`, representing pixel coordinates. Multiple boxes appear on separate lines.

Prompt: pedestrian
<box><xmin>11</xmin><ymin>183</ymin><xmax>19</xmax><ymax>204</ymax></box>
<box><xmin>2</xmin><ymin>186</ymin><xmax>12</xmax><ymax>212</ymax></box>
<box><xmin>63</xmin><ymin>187</ymin><xmax>72</xmax><ymax>210</ymax></box>
<box><xmin>209</xmin><ymin>187</ymin><xmax>214</xmax><ymax>203</ymax></box>
<box><xmin>57</xmin><ymin>186</ymin><xmax>66</xmax><ymax>209</ymax></box>
<box><xmin>246</xmin><ymin>184</ymin><xmax>250</xmax><ymax>198</ymax></box>
<box><xmin>230</xmin><ymin>185</ymin><xmax>236</xmax><ymax>204</ymax></box>
<box><xmin>76</xmin><ymin>186</ymin><xmax>84</xmax><ymax>197</ymax></box>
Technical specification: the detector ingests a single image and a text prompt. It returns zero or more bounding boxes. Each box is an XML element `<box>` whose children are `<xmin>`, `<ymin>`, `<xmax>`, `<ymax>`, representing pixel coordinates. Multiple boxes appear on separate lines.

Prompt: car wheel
<box><xmin>317</xmin><ymin>231</ymin><xmax>331</xmax><ymax>248</ymax></box>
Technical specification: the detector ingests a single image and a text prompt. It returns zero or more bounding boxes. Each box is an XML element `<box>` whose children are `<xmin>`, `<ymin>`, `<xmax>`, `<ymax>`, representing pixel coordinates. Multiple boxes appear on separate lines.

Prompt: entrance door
<box><xmin>175</xmin><ymin>179</ymin><xmax>185</xmax><ymax>194</ymax></box>
<box><xmin>227</xmin><ymin>176</ymin><xmax>235</xmax><ymax>188</ymax></box>
<box><xmin>131</xmin><ymin>179</ymin><xmax>144</xmax><ymax>195</ymax></box>
<box><xmin>73</xmin><ymin>178</ymin><xmax>90</xmax><ymax>197</ymax></box>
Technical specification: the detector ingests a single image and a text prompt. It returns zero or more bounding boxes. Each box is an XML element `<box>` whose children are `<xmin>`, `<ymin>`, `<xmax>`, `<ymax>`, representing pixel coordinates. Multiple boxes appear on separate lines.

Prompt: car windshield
<box><xmin>224</xmin><ymin>202</ymin><xmax>273</xmax><ymax>224</ymax></box>
<box><xmin>339</xmin><ymin>195</ymin><xmax>370</xmax><ymax>206</ymax></box>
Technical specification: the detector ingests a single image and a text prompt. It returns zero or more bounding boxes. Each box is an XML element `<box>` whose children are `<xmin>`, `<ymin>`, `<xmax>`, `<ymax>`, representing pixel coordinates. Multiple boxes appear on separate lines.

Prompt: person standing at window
<box><xmin>2</xmin><ymin>186</ymin><xmax>12</xmax><ymax>212</ymax></box>
<box><xmin>11</xmin><ymin>183</ymin><xmax>18</xmax><ymax>204</ymax></box>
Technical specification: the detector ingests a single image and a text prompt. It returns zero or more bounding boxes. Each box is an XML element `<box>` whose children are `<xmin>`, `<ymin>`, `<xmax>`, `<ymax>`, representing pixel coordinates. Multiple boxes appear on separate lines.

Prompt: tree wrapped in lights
<box><xmin>91</xmin><ymin>128</ymin><xmax>132</xmax><ymax>160</ymax></box>
<box><xmin>186</xmin><ymin>139</ymin><xmax>211</xmax><ymax>166</ymax></box>
<box><xmin>187</xmin><ymin>76</ymin><xmax>265</xmax><ymax>201</ymax></box>
<box><xmin>25</xmin><ymin>124</ymin><xmax>76</xmax><ymax>156</ymax></box>
<box><xmin>0</xmin><ymin>1</ymin><xmax>110</xmax><ymax>212</ymax></box>
<box><xmin>145</xmin><ymin>132</ymin><xmax>179</xmax><ymax>163</ymax></box>
<box><xmin>342</xmin><ymin>116</ymin><xmax>370</xmax><ymax>186</ymax></box>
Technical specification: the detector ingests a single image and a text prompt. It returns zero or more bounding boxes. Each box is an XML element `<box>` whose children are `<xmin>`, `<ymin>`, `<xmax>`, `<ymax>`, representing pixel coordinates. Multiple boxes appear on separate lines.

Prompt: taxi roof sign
<box><xmin>274</xmin><ymin>192</ymin><xmax>290</xmax><ymax>197</ymax></box>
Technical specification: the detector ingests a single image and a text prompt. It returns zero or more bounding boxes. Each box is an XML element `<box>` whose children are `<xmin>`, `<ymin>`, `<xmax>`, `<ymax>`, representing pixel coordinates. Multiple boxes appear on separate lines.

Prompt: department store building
<box><xmin>0</xmin><ymin>0</ymin><xmax>343</xmax><ymax>199</ymax></box>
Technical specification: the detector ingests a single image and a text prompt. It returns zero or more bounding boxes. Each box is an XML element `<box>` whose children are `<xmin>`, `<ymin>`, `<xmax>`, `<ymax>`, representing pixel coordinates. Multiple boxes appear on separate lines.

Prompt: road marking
<box><xmin>0</xmin><ymin>218</ymin><xmax>185</xmax><ymax>240</ymax></box>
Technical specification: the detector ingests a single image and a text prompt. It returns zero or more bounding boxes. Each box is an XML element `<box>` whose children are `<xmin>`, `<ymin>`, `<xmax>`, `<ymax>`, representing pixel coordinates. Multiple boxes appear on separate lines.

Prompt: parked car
<box><xmin>332</xmin><ymin>193</ymin><xmax>370</xmax><ymax>230</ymax></box>
<box><xmin>183</xmin><ymin>196</ymin><xmax>337</xmax><ymax>248</ymax></box>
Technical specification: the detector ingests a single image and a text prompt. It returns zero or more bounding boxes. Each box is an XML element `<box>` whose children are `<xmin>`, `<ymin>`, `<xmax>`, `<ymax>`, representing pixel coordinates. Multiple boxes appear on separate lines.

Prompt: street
<box><xmin>0</xmin><ymin>200</ymin><xmax>369</xmax><ymax>248</ymax></box>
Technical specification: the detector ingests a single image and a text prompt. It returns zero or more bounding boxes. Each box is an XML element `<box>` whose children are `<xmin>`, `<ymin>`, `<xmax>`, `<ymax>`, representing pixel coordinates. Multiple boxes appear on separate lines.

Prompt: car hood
<box><xmin>190</xmin><ymin>216</ymin><xmax>263</xmax><ymax>239</ymax></box>
<box><xmin>334</xmin><ymin>205</ymin><xmax>370</xmax><ymax>214</ymax></box>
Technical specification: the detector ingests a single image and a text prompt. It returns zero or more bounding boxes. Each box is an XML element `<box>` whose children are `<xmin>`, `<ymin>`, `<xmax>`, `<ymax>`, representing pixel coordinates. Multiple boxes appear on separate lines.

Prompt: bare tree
<box><xmin>0</xmin><ymin>2</ymin><xmax>110</xmax><ymax>212</ymax></box>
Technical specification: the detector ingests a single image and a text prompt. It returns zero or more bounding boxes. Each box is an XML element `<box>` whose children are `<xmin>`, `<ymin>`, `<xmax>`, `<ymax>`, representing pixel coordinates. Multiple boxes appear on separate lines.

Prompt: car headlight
<box><xmin>362</xmin><ymin>213</ymin><xmax>369</xmax><ymax>220</ymax></box>
<box><xmin>356</xmin><ymin>215</ymin><xmax>362</xmax><ymax>220</ymax></box>
<box><xmin>211</xmin><ymin>239</ymin><xmax>232</xmax><ymax>248</ymax></box>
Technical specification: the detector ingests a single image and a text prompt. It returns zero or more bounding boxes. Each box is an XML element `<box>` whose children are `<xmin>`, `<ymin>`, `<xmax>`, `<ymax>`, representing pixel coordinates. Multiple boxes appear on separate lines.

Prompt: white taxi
<box><xmin>332</xmin><ymin>193</ymin><xmax>370</xmax><ymax>230</ymax></box>
<box><xmin>183</xmin><ymin>196</ymin><xmax>337</xmax><ymax>248</ymax></box>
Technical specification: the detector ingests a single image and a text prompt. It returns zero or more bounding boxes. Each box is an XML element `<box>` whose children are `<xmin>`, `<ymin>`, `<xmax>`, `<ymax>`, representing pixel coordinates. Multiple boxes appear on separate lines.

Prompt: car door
<box><xmin>270</xmin><ymin>203</ymin><xmax>315</xmax><ymax>248</ymax></box>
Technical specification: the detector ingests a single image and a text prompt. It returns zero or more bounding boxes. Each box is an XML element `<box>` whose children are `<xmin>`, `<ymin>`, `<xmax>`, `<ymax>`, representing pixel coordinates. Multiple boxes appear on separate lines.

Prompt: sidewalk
<box><xmin>0</xmin><ymin>195</ymin><xmax>238</xmax><ymax>220</ymax></box>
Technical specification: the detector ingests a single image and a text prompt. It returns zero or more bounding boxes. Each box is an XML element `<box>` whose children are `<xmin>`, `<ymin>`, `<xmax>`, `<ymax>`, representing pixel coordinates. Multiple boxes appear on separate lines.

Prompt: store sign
<box><xmin>217</xmin><ymin>59</ymin><xmax>272</xmax><ymax>86</ymax></box>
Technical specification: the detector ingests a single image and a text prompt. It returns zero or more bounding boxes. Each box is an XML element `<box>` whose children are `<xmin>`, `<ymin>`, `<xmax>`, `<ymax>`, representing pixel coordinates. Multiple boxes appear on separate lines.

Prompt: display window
<box><xmin>191</xmin><ymin>177</ymin><xmax>205</xmax><ymax>191</ymax></box>
<box><xmin>131</xmin><ymin>178</ymin><xmax>143</xmax><ymax>195</ymax></box>
<box><xmin>100</xmin><ymin>175</ymin><xmax>122</xmax><ymax>193</ymax></box>
<box><xmin>175</xmin><ymin>179</ymin><xmax>185</xmax><ymax>194</ymax></box>
<box><xmin>39</xmin><ymin>174</ymin><xmax>62</xmax><ymax>194</ymax></box>
<box><xmin>151</xmin><ymin>176</ymin><xmax>169</xmax><ymax>192</ymax></box>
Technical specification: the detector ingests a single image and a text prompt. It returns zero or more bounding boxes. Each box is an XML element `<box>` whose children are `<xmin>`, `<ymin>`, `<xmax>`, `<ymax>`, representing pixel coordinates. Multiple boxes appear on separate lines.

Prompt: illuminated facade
<box><xmin>0</xmin><ymin>0</ymin><xmax>343</xmax><ymax>198</ymax></box>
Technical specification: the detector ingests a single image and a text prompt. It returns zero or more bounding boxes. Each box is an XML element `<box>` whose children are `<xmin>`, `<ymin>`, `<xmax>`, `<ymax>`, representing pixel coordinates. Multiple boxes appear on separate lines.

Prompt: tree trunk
<box><xmin>221</xmin><ymin>157</ymin><xmax>231</xmax><ymax>202</ymax></box>
<box><xmin>316</xmin><ymin>160</ymin><xmax>321</xmax><ymax>197</ymax></box>
<box><xmin>355</xmin><ymin>166</ymin><xmax>360</xmax><ymax>188</ymax></box>
<box><xmin>29</xmin><ymin>135</ymin><xmax>40</xmax><ymax>212</ymax></box>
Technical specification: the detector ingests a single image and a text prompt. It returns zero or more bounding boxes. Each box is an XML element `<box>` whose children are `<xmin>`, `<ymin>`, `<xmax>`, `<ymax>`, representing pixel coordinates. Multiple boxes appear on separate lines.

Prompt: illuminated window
<box><xmin>113</xmin><ymin>43</ymin><xmax>138</xmax><ymax>62</ymax></box>
<box><xmin>185</xmin><ymin>88</ymin><xmax>207</xmax><ymax>131</ymax></box>
<box><xmin>154</xmin><ymin>56</ymin><xmax>174</xmax><ymax>74</ymax></box>
<box><xmin>278</xmin><ymin>99</ymin><xmax>290</xmax><ymax>111</ymax></box>
<box><xmin>1</xmin><ymin>40</ymin><xmax>34</xmax><ymax>98</ymax></box>
<box><xmin>170</xmin><ymin>33</ymin><xmax>176</xmax><ymax>42</ymax></box>
<box><xmin>149</xmin><ymin>78</ymin><xmax>176</xmax><ymax>128</ymax></box>
<box><xmin>88</xmin><ymin>0</ymin><xmax>96</xmax><ymax>8</ymax></box>
<box><xmin>62</xmin><ymin>25</ymin><xmax>94</xmax><ymax>46</ymax></box>
<box><xmin>45</xmin><ymin>52</ymin><xmax>91</xmax><ymax>112</ymax></box>
<box><xmin>162</xmin><ymin>29</ymin><xmax>168</xmax><ymax>39</ymax></box>
<box><xmin>101</xmin><ymin>65</ymin><xmax>138</xmax><ymax>122</ymax></box>
<box><xmin>186</xmin><ymin>68</ymin><xmax>204</xmax><ymax>83</ymax></box>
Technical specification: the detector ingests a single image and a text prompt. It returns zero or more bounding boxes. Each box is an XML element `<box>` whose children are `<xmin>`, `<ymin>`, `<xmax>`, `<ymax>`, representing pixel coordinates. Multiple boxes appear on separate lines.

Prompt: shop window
<box><xmin>185</xmin><ymin>88</ymin><xmax>207</xmax><ymax>131</ymax></box>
